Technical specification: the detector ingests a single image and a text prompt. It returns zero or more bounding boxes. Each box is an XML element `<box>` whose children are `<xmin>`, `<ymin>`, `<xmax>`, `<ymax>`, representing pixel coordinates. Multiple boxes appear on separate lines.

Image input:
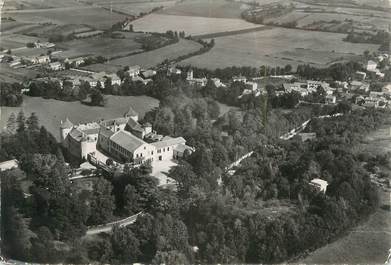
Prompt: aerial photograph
<box><xmin>0</xmin><ymin>0</ymin><xmax>390</xmax><ymax>264</ymax></box>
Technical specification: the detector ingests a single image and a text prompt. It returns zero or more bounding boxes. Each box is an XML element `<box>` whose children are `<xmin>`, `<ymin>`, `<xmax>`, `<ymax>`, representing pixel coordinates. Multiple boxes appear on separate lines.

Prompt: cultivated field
<box><xmin>157</xmin><ymin>0</ymin><xmax>249</xmax><ymax>18</ymax></box>
<box><xmin>0</xmin><ymin>33</ymin><xmax>45</xmax><ymax>50</ymax></box>
<box><xmin>83</xmin><ymin>38</ymin><xmax>203</xmax><ymax>71</ymax></box>
<box><xmin>54</xmin><ymin>34</ymin><xmax>145</xmax><ymax>59</ymax></box>
<box><xmin>0</xmin><ymin>95</ymin><xmax>159</xmax><ymax>141</ymax></box>
<box><xmin>2</xmin><ymin>0</ymin><xmax>87</xmax><ymax>10</ymax></box>
<box><xmin>180</xmin><ymin>27</ymin><xmax>380</xmax><ymax>69</ymax></box>
<box><xmin>99</xmin><ymin>0</ymin><xmax>177</xmax><ymax>16</ymax></box>
<box><xmin>2</xmin><ymin>6</ymin><xmax>127</xmax><ymax>30</ymax></box>
<box><xmin>19</xmin><ymin>24</ymin><xmax>94</xmax><ymax>38</ymax></box>
<box><xmin>0</xmin><ymin>63</ymin><xmax>38</xmax><ymax>83</ymax></box>
<box><xmin>131</xmin><ymin>13</ymin><xmax>259</xmax><ymax>36</ymax></box>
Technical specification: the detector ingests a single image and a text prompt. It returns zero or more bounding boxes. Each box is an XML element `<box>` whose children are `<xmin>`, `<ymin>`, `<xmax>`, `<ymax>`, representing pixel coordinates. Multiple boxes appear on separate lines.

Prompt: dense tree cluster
<box><xmin>0</xmin><ymin>82</ymin><xmax>23</xmax><ymax>106</ymax></box>
<box><xmin>0</xmin><ymin>65</ymin><xmax>386</xmax><ymax>264</ymax></box>
<box><xmin>27</xmin><ymin>79</ymin><xmax>106</xmax><ymax>106</ymax></box>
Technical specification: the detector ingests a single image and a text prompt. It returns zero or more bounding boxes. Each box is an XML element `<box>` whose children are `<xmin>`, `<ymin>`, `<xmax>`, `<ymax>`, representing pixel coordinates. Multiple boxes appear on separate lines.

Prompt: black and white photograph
<box><xmin>0</xmin><ymin>0</ymin><xmax>390</xmax><ymax>264</ymax></box>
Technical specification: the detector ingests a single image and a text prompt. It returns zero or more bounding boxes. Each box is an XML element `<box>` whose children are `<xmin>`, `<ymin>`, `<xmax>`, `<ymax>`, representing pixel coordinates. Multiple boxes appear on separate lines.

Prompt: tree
<box><xmin>6</xmin><ymin>112</ymin><xmax>17</xmax><ymax>134</ymax></box>
<box><xmin>90</xmin><ymin>88</ymin><xmax>105</xmax><ymax>106</ymax></box>
<box><xmin>3</xmin><ymin>207</ymin><xmax>32</xmax><ymax>259</ymax></box>
<box><xmin>152</xmin><ymin>250</ymin><xmax>189</xmax><ymax>265</ymax></box>
<box><xmin>88</xmin><ymin>177</ymin><xmax>115</xmax><ymax>225</ymax></box>
<box><xmin>111</xmin><ymin>226</ymin><xmax>141</xmax><ymax>263</ymax></box>
<box><xmin>123</xmin><ymin>184</ymin><xmax>142</xmax><ymax>215</ymax></box>
<box><xmin>26</xmin><ymin>112</ymin><xmax>39</xmax><ymax>132</ymax></box>
<box><xmin>16</xmin><ymin>110</ymin><xmax>26</xmax><ymax>132</ymax></box>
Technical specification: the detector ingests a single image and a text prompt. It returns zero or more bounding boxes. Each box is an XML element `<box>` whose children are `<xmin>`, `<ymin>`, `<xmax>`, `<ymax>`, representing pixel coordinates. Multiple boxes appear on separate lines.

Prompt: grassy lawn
<box><xmin>0</xmin><ymin>95</ymin><xmax>159</xmax><ymax>141</ymax></box>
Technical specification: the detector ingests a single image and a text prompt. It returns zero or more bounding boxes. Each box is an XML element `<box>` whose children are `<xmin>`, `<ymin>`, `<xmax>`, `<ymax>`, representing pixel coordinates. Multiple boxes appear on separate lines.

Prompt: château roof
<box><xmin>60</xmin><ymin>118</ymin><xmax>73</xmax><ymax>129</ymax></box>
<box><xmin>124</xmin><ymin>106</ymin><xmax>138</xmax><ymax>118</ymax></box>
<box><xmin>110</xmin><ymin>130</ymin><xmax>146</xmax><ymax>153</ymax></box>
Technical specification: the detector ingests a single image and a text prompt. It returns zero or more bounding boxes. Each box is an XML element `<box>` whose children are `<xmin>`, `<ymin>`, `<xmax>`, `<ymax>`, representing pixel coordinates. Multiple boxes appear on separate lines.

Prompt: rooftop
<box><xmin>126</xmin><ymin>118</ymin><xmax>143</xmax><ymax>133</ymax></box>
<box><xmin>151</xmin><ymin>137</ymin><xmax>186</xmax><ymax>149</ymax></box>
<box><xmin>110</xmin><ymin>130</ymin><xmax>146</xmax><ymax>153</ymax></box>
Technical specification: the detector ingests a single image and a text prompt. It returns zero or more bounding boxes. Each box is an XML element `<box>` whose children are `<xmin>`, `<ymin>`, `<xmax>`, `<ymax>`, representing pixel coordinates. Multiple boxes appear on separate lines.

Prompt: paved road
<box><xmin>86</xmin><ymin>212</ymin><xmax>142</xmax><ymax>235</ymax></box>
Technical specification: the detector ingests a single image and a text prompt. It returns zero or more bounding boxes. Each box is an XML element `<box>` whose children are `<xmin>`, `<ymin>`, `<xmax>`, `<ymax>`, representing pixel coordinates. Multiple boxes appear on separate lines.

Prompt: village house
<box><xmin>141</xmin><ymin>69</ymin><xmax>157</xmax><ymax>79</ymax></box>
<box><xmin>232</xmin><ymin>75</ymin><xmax>247</xmax><ymax>83</ymax></box>
<box><xmin>0</xmin><ymin>159</ymin><xmax>19</xmax><ymax>172</ymax></box>
<box><xmin>48</xmin><ymin>61</ymin><xmax>64</xmax><ymax>71</ymax></box>
<box><xmin>296</xmin><ymin>132</ymin><xmax>317</xmax><ymax>142</ymax></box>
<box><xmin>167</xmin><ymin>66</ymin><xmax>182</xmax><ymax>76</ymax></box>
<box><xmin>355</xmin><ymin>71</ymin><xmax>367</xmax><ymax>81</ymax></box>
<box><xmin>282</xmin><ymin>80</ymin><xmax>330</xmax><ymax>97</ymax></box>
<box><xmin>127</xmin><ymin>65</ymin><xmax>141</xmax><ymax>78</ymax></box>
<box><xmin>65</xmin><ymin>57</ymin><xmax>85</xmax><ymax>67</ymax></box>
<box><xmin>325</xmin><ymin>95</ymin><xmax>337</xmax><ymax>104</ymax></box>
<box><xmin>90</xmin><ymin>72</ymin><xmax>122</xmax><ymax>87</ymax></box>
<box><xmin>132</xmin><ymin>76</ymin><xmax>152</xmax><ymax>85</ymax></box>
<box><xmin>211</xmin><ymin>78</ymin><xmax>226</xmax><ymax>88</ymax></box>
<box><xmin>309</xmin><ymin>178</ymin><xmax>328</xmax><ymax>193</ymax></box>
<box><xmin>25</xmin><ymin>55</ymin><xmax>50</xmax><ymax>65</ymax></box>
<box><xmin>349</xmin><ymin>81</ymin><xmax>370</xmax><ymax>92</ymax></box>
<box><xmin>366</xmin><ymin>60</ymin><xmax>378</xmax><ymax>72</ymax></box>
<box><xmin>34</xmin><ymin>41</ymin><xmax>55</xmax><ymax>48</ymax></box>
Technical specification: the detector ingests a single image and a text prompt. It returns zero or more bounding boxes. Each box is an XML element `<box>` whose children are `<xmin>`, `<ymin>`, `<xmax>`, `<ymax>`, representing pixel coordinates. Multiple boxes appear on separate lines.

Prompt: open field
<box><xmin>18</xmin><ymin>24</ymin><xmax>94</xmax><ymax>38</ymax></box>
<box><xmin>83</xmin><ymin>38</ymin><xmax>203</xmax><ymax>71</ymax></box>
<box><xmin>180</xmin><ymin>27</ymin><xmax>379</xmax><ymax>69</ymax></box>
<box><xmin>0</xmin><ymin>95</ymin><xmax>159</xmax><ymax>141</ymax></box>
<box><xmin>131</xmin><ymin>13</ymin><xmax>259</xmax><ymax>36</ymax></box>
<box><xmin>0</xmin><ymin>33</ymin><xmax>45</xmax><ymax>50</ymax></box>
<box><xmin>246</xmin><ymin>1</ymin><xmax>391</xmax><ymax>33</ymax></box>
<box><xmin>98</xmin><ymin>0</ymin><xmax>177</xmax><ymax>16</ymax></box>
<box><xmin>54</xmin><ymin>34</ymin><xmax>144</xmax><ymax>59</ymax></box>
<box><xmin>0</xmin><ymin>63</ymin><xmax>38</xmax><ymax>83</ymax></box>
<box><xmin>2</xmin><ymin>0</ymin><xmax>87</xmax><ymax>10</ymax></box>
<box><xmin>157</xmin><ymin>0</ymin><xmax>249</xmax><ymax>18</ymax></box>
<box><xmin>2</xmin><ymin>6</ymin><xmax>127</xmax><ymax>30</ymax></box>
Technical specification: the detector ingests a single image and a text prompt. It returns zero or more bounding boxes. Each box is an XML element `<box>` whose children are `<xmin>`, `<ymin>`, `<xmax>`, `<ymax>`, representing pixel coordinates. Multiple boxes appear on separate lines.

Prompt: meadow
<box><xmin>157</xmin><ymin>0</ymin><xmax>249</xmax><ymax>18</ymax></box>
<box><xmin>0</xmin><ymin>33</ymin><xmax>45</xmax><ymax>50</ymax></box>
<box><xmin>84</xmin><ymin>38</ymin><xmax>203</xmax><ymax>71</ymax></box>
<box><xmin>180</xmin><ymin>27</ymin><xmax>380</xmax><ymax>69</ymax></box>
<box><xmin>3</xmin><ymin>6</ymin><xmax>127</xmax><ymax>30</ymax></box>
<box><xmin>0</xmin><ymin>95</ymin><xmax>159</xmax><ymax>141</ymax></box>
<box><xmin>99</xmin><ymin>0</ymin><xmax>177</xmax><ymax>16</ymax></box>
<box><xmin>0</xmin><ymin>63</ymin><xmax>38</xmax><ymax>83</ymax></box>
<box><xmin>131</xmin><ymin>13</ymin><xmax>259</xmax><ymax>36</ymax></box>
<box><xmin>54</xmin><ymin>34</ymin><xmax>145</xmax><ymax>59</ymax></box>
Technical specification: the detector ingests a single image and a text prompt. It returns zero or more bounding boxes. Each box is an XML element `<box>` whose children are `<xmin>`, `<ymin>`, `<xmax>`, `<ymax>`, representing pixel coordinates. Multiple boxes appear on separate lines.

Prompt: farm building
<box><xmin>48</xmin><ymin>61</ymin><xmax>64</xmax><ymax>71</ymax></box>
<box><xmin>74</xmin><ymin>30</ymin><xmax>104</xmax><ymax>39</ymax></box>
